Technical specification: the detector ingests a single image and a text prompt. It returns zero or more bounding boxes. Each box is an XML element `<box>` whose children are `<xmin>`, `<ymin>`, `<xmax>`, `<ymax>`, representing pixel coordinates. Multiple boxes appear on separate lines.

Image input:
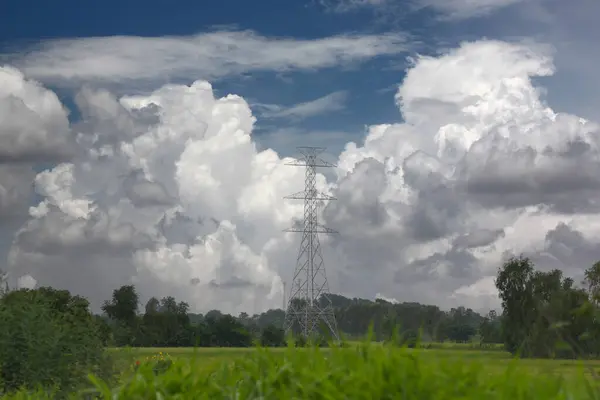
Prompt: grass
<box><xmin>109</xmin><ymin>343</ymin><xmax>600</xmax><ymax>376</ymax></box>
<box><xmin>102</xmin><ymin>343</ymin><xmax>600</xmax><ymax>398</ymax></box>
<box><xmin>7</xmin><ymin>343</ymin><xmax>600</xmax><ymax>398</ymax></box>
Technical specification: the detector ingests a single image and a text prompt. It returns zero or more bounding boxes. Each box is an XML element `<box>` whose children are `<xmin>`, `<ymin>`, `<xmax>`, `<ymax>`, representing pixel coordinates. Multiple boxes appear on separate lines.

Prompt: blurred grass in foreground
<box><xmin>7</xmin><ymin>341</ymin><xmax>600</xmax><ymax>399</ymax></box>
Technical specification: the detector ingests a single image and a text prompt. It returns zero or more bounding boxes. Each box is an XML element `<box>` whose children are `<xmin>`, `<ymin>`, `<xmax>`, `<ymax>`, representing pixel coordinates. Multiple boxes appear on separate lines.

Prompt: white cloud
<box><xmin>254</xmin><ymin>91</ymin><xmax>348</xmax><ymax>121</ymax></box>
<box><xmin>320</xmin><ymin>0</ymin><xmax>390</xmax><ymax>13</ymax></box>
<box><xmin>0</xmin><ymin>66</ymin><xmax>75</xmax><ymax>233</ymax></box>
<box><xmin>375</xmin><ymin>293</ymin><xmax>399</xmax><ymax>303</ymax></box>
<box><xmin>0</xmin><ymin>66</ymin><xmax>75</xmax><ymax>162</ymax></box>
<box><xmin>321</xmin><ymin>0</ymin><xmax>525</xmax><ymax>19</ymax></box>
<box><xmin>4</xmin><ymin>31</ymin><xmax>410</xmax><ymax>88</ymax></box>
<box><xmin>324</xmin><ymin>39</ymin><xmax>600</xmax><ymax>308</ymax></box>
<box><xmin>417</xmin><ymin>0</ymin><xmax>527</xmax><ymax>19</ymax></box>
<box><xmin>4</xmin><ymin>38</ymin><xmax>600</xmax><ymax>316</ymax></box>
<box><xmin>256</xmin><ymin>127</ymin><xmax>358</xmax><ymax>159</ymax></box>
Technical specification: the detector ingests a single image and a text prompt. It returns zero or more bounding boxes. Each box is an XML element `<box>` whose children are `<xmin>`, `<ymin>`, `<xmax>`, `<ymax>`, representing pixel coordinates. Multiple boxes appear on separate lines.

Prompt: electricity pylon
<box><xmin>283</xmin><ymin>147</ymin><xmax>339</xmax><ymax>341</ymax></box>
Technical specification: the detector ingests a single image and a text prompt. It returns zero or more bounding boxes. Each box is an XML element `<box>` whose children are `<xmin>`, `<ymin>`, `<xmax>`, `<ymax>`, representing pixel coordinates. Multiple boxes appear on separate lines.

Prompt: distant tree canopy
<box><xmin>92</xmin><ymin>256</ymin><xmax>600</xmax><ymax>359</ymax></box>
<box><xmin>93</xmin><ymin>284</ymin><xmax>490</xmax><ymax>349</ymax></box>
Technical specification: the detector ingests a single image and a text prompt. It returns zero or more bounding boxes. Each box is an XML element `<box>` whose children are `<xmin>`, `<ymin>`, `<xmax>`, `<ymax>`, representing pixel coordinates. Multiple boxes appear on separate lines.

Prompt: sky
<box><xmin>1</xmin><ymin>0</ymin><xmax>599</xmax><ymax>315</ymax></box>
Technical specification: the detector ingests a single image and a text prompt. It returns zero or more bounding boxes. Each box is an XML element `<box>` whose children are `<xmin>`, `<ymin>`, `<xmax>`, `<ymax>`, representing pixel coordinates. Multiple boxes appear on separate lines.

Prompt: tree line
<box><xmin>96</xmin><ymin>284</ymin><xmax>496</xmax><ymax>348</ymax></box>
<box><xmin>3</xmin><ymin>255</ymin><xmax>600</xmax><ymax>355</ymax></box>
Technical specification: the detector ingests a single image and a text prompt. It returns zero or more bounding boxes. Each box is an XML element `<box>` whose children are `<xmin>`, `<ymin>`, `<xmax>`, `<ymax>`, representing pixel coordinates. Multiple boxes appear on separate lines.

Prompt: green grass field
<box><xmin>10</xmin><ymin>343</ymin><xmax>600</xmax><ymax>398</ymax></box>
<box><xmin>109</xmin><ymin>343</ymin><xmax>600</xmax><ymax>382</ymax></box>
<box><xmin>96</xmin><ymin>344</ymin><xmax>600</xmax><ymax>398</ymax></box>
<box><xmin>109</xmin><ymin>343</ymin><xmax>599</xmax><ymax>373</ymax></box>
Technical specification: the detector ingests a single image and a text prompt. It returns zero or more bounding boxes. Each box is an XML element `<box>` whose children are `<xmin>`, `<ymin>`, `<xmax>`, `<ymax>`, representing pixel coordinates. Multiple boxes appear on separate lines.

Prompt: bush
<box><xmin>0</xmin><ymin>288</ymin><xmax>115</xmax><ymax>396</ymax></box>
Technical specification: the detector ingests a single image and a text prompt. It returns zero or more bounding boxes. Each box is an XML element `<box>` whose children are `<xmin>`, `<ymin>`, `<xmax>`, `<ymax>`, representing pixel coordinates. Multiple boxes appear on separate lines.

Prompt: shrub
<box><xmin>0</xmin><ymin>288</ymin><xmax>115</xmax><ymax>396</ymax></box>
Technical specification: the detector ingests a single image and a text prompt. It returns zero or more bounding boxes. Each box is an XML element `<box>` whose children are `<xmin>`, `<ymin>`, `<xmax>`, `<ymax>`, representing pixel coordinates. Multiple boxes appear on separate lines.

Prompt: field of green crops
<box><xmin>10</xmin><ymin>343</ymin><xmax>600</xmax><ymax>398</ymax></box>
<box><xmin>96</xmin><ymin>344</ymin><xmax>600</xmax><ymax>399</ymax></box>
<box><xmin>108</xmin><ymin>343</ymin><xmax>600</xmax><ymax>376</ymax></box>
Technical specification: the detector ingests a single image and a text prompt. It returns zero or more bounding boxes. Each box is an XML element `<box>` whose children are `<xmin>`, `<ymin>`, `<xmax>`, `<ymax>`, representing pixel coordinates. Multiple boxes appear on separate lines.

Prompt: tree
<box><xmin>584</xmin><ymin>262</ymin><xmax>600</xmax><ymax>304</ymax></box>
<box><xmin>139</xmin><ymin>296</ymin><xmax>193</xmax><ymax>347</ymax></box>
<box><xmin>145</xmin><ymin>297</ymin><xmax>160</xmax><ymax>314</ymax></box>
<box><xmin>102</xmin><ymin>285</ymin><xmax>139</xmax><ymax>324</ymax></box>
<box><xmin>495</xmin><ymin>256</ymin><xmax>538</xmax><ymax>355</ymax></box>
<box><xmin>198</xmin><ymin>314</ymin><xmax>252</xmax><ymax>347</ymax></box>
<box><xmin>496</xmin><ymin>256</ymin><xmax>599</xmax><ymax>358</ymax></box>
<box><xmin>260</xmin><ymin>324</ymin><xmax>286</xmax><ymax>347</ymax></box>
<box><xmin>102</xmin><ymin>285</ymin><xmax>140</xmax><ymax>346</ymax></box>
<box><xmin>0</xmin><ymin>288</ymin><xmax>114</xmax><ymax>395</ymax></box>
<box><xmin>479</xmin><ymin>310</ymin><xmax>502</xmax><ymax>344</ymax></box>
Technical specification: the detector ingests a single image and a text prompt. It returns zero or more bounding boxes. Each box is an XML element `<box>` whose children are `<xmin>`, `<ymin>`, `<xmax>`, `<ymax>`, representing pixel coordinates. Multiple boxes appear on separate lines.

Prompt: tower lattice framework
<box><xmin>283</xmin><ymin>147</ymin><xmax>339</xmax><ymax>341</ymax></box>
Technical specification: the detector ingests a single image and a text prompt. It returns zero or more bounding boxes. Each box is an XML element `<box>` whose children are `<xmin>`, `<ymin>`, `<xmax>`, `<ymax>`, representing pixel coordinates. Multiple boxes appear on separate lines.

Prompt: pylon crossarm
<box><xmin>284</xmin><ymin>190</ymin><xmax>337</xmax><ymax>201</ymax></box>
<box><xmin>283</xmin><ymin>226</ymin><xmax>338</xmax><ymax>234</ymax></box>
<box><xmin>285</xmin><ymin>160</ymin><xmax>336</xmax><ymax>168</ymax></box>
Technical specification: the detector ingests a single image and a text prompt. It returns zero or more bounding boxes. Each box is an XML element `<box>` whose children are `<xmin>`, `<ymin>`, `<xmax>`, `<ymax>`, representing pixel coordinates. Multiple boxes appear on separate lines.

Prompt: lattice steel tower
<box><xmin>283</xmin><ymin>146</ymin><xmax>339</xmax><ymax>341</ymax></box>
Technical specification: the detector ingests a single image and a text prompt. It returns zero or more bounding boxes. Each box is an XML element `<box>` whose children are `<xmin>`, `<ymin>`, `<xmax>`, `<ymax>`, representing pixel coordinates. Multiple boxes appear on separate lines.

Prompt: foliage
<box><xmin>102</xmin><ymin>285</ymin><xmax>140</xmax><ymax>347</ymax></box>
<box><xmin>99</xmin><ymin>285</ymin><xmax>490</xmax><ymax>349</ymax></box>
<box><xmin>17</xmin><ymin>343</ymin><xmax>598</xmax><ymax>399</ymax></box>
<box><xmin>496</xmin><ymin>256</ymin><xmax>600</xmax><ymax>358</ymax></box>
<box><xmin>260</xmin><ymin>325</ymin><xmax>286</xmax><ymax>347</ymax></box>
<box><xmin>138</xmin><ymin>296</ymin><xmax>193</xmax><ymax>347</ymax></box>
<box><xmin>196</xmin><ymin>313</ymin><xmax>253</xmax><ymax>347</ymax></box>
<box><xmin>479</xmin><ymin>310</ymin><xmax>502</xmax><ymax>344</ymax></box>
<box><xmin>0</xmin><ymin>287</ymin><xmax>115</xmax><ymax>396</ymax></box>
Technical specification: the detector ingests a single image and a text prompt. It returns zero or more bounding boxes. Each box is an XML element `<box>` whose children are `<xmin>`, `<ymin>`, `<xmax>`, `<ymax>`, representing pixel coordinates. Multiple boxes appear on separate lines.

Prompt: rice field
<box><xmin>110</xmin><ymin>343</ymin><xmax>600</xmax><ymax>381</ymax></box>
<box><xmin>109</xmin><ymin>343</ymin><xmax>598</xmax><ymax>373</ymax></box>
<box><xmin>96</xmin><ymin>343</ymin><xmax>600</xmax><ymax>398</ymax></box>
<box><xmin>13</xmin><ymin>343</ymin><xmax>599</xmax><ymax>398</ymax></box>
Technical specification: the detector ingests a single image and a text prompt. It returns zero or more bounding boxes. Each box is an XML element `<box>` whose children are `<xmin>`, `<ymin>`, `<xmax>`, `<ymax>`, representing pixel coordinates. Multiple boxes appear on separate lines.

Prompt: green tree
<box><xmin>102</xmin><ymin>285</ymin><xmax>139</xmax><ymax>324</ymax></box>
<box><xmin>496</xmin><ymin>256</ymin><xmax>599</xmax><ymax>358</ymax></box>
<box><xmin>138</xmin><ymin>295</ymin><xmax>194</xmax><ymax>347</ymax></box>
<box><xmin>479</xmin><ymin>310</ymin><xmax>502</xmax><ymax>344</ymax></box>
<box><xmin>584</xmin><ymin>262</ymin><xmax>600</xmax><ymax>304</ymax></box>
<box><xmin>0</xmin><ymin>287</ymin><xmax>113</xmax><ymax>395</ymax></box>
<box><xmin>495</xmin><ymin>256</ymin><xmax>538</xmax><ymax>355</ymax></box>
<box><xmin>260</xmin><ymin>324</ymin><xmax>286</xmax><ymax>347</ymax></box>
<box><xmin>198</xmin><ymin>314</ymin><xmax>252</xmax><ymax>347</ymax></box>
<box><xmin>102</xmin><ymin>285</ymin><xmax>140</xmax><ymax>346</ymax></box>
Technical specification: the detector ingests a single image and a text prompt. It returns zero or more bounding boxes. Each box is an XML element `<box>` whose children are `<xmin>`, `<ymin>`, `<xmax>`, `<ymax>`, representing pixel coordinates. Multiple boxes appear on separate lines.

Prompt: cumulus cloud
<box><xmin>5</xmin><ymin>80</ymin><xmax>309</xmax><ymax>314</ymax></box>
<box><xmin>0</xmin><ymin>66</ymin><xmax>78</xmax><ymax>246</ymax></box>
<box><xmin>324</xmin><ymin>39</ymin><xmax>600</xmax><ymax>310</ymax></box>
<box><xmin>0</xmin><ymin>66</ymin><xmax>75</xmax><ymax>162</ymax></box>
<box><xmin>256</xmin><ymin>128</ymin><xmax>358</xmax><ymax>158</ymax></box>
<box><xmin>3</xmin><ymin>31</ymin><xmax>410</xmax><ymax>88</ymax></box>
<box><xmin>3</xmin><ymin>38</ymin><xmax>600</xmax><ymax>316</ymax></box>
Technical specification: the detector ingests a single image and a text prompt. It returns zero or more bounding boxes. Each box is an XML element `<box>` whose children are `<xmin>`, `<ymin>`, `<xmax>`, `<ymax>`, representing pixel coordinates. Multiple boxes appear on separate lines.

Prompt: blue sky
<box><xmin>1</xmin><ymin>0</ymin><xmax>599</xmax><ymax>158</ymax></box>
<box><xmin>0</xmin><ymin>0</ymin><xmax>472</xmax><ymax>156</ymax></box>
<box><xmin>0</xmin><ymin>0</ymin><xmax>415</xmax><ymax>155</ymax></box>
